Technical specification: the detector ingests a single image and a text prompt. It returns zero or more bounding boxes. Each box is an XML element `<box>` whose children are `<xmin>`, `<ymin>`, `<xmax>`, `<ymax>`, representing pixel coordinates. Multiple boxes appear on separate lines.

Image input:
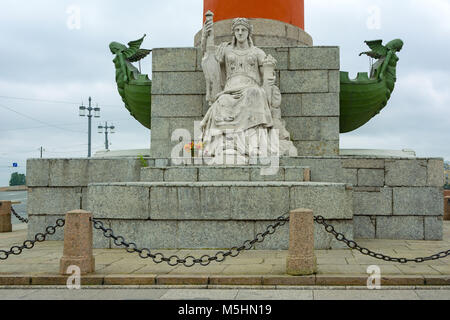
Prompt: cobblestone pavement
<box><xmin>0</xmin><ymin>222</ymin><xmax>449</xmax><ymax>287</ymax></box>
<box><xmin>0</xmin><ymin>286</ymin><xmax>449</xmax><ymax>300</ymax></box>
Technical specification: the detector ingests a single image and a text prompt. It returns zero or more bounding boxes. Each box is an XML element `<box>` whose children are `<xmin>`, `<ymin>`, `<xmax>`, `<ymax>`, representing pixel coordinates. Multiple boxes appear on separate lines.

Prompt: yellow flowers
<box><xmin>184</xmin><ymin>141</ymin><xmax>203</xmax><ymax>152</ymax></box>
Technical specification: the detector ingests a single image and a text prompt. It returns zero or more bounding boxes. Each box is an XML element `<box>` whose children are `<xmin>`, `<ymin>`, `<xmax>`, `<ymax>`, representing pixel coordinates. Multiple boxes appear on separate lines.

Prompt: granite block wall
<box><xmin>342</xmin><ymin>158</ymin><xmax>444</xmax><ymax>240</ymax></box>
<box><xmin>150</xmin><ymin>46</ymin><xmax>340</xmax><ymax>158</ymax></box>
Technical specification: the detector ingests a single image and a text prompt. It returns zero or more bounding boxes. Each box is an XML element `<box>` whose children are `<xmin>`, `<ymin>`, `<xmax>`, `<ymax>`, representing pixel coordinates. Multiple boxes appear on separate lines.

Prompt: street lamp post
<box><xmin>79</xmin><ymin>97</ymin><xmax>100</xmax><ymax>157</ymax></box>
<box><xmin>98</xmin><ymin>122</ymin><xmax>116</xmax><ymax>150</ymax></box>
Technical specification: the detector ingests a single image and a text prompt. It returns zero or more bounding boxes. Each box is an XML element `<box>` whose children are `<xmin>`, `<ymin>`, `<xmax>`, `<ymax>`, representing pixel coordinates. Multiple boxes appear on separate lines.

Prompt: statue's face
<box><xmin>234</xmin><ymin>25</ymin><xmax>249</xmax><ymax>44</ymax></box>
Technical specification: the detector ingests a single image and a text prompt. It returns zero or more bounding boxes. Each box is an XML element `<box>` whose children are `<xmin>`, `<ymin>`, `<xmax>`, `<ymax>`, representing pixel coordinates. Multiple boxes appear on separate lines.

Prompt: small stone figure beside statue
<box><xmin>200</xmin><ymin>11</ymin><xmax>298</xmax><ymax>165</ymax></box>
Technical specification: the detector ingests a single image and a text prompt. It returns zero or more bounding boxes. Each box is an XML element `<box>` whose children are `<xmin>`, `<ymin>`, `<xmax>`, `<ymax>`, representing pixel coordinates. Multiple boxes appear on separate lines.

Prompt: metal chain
<box><xmin>11</xmin><ymin>207</ymin><xmax>29</xmax><ymax>224</ymax></box>
<box><xmin>92</xmin><ymin>215</ymin><xmax>289</xmax><ymax>267</ymax></box>
<box><xmin>314</xmin><ymin>215</ymin><xmax>450</xmax><ymax>264</ymax></box>
<box><xmin>0</xmin><ymin>219</ymin><xmax>65</xmax><ymax>261</ymax></box>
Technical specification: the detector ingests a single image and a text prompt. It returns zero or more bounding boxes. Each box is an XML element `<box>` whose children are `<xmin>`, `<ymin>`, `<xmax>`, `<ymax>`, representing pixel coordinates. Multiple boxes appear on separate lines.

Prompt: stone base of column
<box><xmin>0</xmin><ymin>202</ymin><xmax>12</xmax><ymax>233</ymax></box>
<box><xmin>59</xmin><ymin>210</ymin><xmax>95</xmax><ymax>275</ymax></box>
<box><xmin>286</xmin><ymin>255</ymin><xmax>317</xmax><ymax>276</ymax></box>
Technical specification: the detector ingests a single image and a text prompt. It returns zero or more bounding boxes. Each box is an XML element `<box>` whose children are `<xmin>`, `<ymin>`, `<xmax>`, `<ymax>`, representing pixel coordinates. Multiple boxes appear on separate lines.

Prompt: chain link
<box><xmin>93</xmin><ymin>214</ymin><xmax>289</xmax><ymax>267</ymax></box>
<box><xmin>93</xmin><ymin>214</ymin><xmax>449</xmax><ymax>267</ymax></box>
<box><xmin>314</xmin><ymin>215</ymin><xmax>450</xmax><ymax>264</ymax></box>
<box><xmin>0</xmin><ymin>219</ymin><xmax>65</xmax><ymax>261</ymax></box>
<box><xmin>11</xmin><ymin>207</ymin><xmax>29</xmax><ymax>224</ymax></box>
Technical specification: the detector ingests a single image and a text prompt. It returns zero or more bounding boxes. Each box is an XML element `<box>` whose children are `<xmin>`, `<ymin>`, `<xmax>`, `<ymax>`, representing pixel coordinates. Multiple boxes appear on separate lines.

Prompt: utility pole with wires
<box><xmin>78</xmin><ymin>97</ymin><xmax>101</xmax><ymax>157</ymax></box>
<box><xmin>98</xmin><ymin>122</ymin><xmax>115</xmax><ymax>150</ymax></box>
<box><xmin>38</xmin><ymin>146</ymin><xmax>45</xmax><ymax>158</ymax></box>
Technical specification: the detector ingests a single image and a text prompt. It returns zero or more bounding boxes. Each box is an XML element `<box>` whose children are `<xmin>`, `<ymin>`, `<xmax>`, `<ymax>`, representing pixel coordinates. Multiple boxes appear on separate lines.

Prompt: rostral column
<box><xmin>194</xmin><ymin>0</ymin><xmax>313</xmax><ymax>47</ymax></box>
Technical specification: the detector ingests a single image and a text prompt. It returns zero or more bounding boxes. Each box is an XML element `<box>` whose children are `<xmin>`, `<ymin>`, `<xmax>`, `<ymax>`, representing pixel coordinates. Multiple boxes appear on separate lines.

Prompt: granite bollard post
<box><xmin>444</xmin><ymin>196</ymin><xmax>450</xmax><ymax>221</ymax></box>
<box><xmin>286</xmin><ymin>208</ymin><xmax>317</xmax><ymax>276</ymax></box>
<box><xmin>60</xmin><ymin>210</ymin><xmax>95</xmax><ymax>275</ymax></box>
<box><xmin>0</xmin><ymin>201</ymin><xmax>12</xmax><ymax>233</ymax></box>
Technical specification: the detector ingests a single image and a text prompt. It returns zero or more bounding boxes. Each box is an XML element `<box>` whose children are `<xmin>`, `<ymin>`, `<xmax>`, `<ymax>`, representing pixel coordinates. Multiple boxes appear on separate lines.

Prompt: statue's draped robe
<box><xmin>201</xmin><ymin>44</ymin><xmax>275</xmax><ymax>158</ymax></box>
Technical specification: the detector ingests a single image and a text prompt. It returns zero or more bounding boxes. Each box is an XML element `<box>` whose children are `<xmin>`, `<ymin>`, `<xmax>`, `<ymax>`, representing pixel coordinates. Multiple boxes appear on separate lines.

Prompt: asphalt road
<box><xmin>0</xmin><ymin>190</ymin><xmax>27</xmax><ymax>224</ymax></box>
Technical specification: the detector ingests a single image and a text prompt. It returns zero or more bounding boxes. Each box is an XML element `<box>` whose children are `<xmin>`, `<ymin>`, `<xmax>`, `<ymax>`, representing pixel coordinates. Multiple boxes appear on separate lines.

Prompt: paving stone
<box><xmin>353</xmin><ymin>188</ymin><xmax>392</xmax><ymax>216</ymax></box>
<box><xmin>156</xmin><ymin>275</ymin><xmax>208</xmax><ymax>285</ymax></box>
<box><xmin>376</xmin><ymin>216</ymin><xmax>424</xmax><ymax>240</ymax></box>
<box><xmin>262</xmin><ymin>276</ymin><xmax>315</xmax><ymax>286</ymax></box>
<box><xmin>358</xmin><ymin>169</ymin><xmax>385</xmax><ymax>187</ymax></box>
<box><xmin>385</xmin><ymin>160</ymin><xmax>428</xmax><ymax>187</ymax></box>
<box><xmin>280</xmin><ymin>70</ymin><xmax>329</xmax><ymax>93</ymax></box>
<box><xmin>353</xmin><ymin>216</ymin><xmax>376</xmax><ymax>239</ymax></box>
<box><xmin>235</xmin><ymin>289</ymin><xmax>313</xmax><ymax>300</ymax></box>
<box><xmin>315</xmin><ymin>275</ymin><xmax>367</xmax><ymax>286</ymax></box>
<box><xmin>103</xmin><ymin>275</ymin><xmax>156</xmax><ymax>286</ymax></box>
<box><xmin>209</xmin><ymin>276</ymin><xmax>263</xmax><ymax>286</ymax></box>
<box><xmin>152</xmin><ymin>48</ymin><xmax>197</xmax><ymax>72</ymax></box>
<box><xmin>393</xmin><ymin>187</ymin><xmax>443</xmax><ymax>216</ymax></box>
<box><xmin>289</xmin><ymin>47</ymin><xmax>339</xmax><ymax>70</ymax></box>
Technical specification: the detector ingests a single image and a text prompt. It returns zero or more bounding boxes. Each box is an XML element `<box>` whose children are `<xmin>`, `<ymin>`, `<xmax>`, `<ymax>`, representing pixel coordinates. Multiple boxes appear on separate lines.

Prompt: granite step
<box><xmin>86</xmin><ymin>181</ymin><xmax>353</xmax><ymax>250</ymax></box>
<box><xmin>87</xmin><ymin>181</ymin><xmax>352</xmax><ymax>221</ymax></box>
<box><xmin>140</xmin><ymin>166</ymin><xmax>311</xmax><ymax>182</ymax></box>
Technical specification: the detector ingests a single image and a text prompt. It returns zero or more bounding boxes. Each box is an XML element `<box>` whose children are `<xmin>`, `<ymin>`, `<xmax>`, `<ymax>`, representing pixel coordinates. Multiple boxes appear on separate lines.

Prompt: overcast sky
<box><xmin>1</xmin><ymin>0</ymin><xmax>449</xmax><ymax>186</ymax></box>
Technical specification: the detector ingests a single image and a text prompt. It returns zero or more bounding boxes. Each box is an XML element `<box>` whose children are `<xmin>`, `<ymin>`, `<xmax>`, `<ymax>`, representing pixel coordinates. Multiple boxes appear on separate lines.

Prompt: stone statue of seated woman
<box><xmin>200</xmin><ymin>12</ymin><xmax>297</xmax><ymax>164</ymax></box>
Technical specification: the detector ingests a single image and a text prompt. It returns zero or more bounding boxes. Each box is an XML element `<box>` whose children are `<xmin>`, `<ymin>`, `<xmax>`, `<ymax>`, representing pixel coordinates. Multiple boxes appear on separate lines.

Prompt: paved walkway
<box><xmin>0</xmin><ymin>222</ymin><xmax>449</xmax><ymax>287</ymax></box>
<box><xmin>0</xmin><ymin>287</ymin><xmax>449</xmax><ymax>300</ymax></box>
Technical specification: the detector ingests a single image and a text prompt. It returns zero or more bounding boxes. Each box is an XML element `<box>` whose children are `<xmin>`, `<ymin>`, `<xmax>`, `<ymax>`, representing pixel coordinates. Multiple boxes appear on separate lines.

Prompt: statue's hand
<box><xmin>203</xmin><ymin>19</ymin><xmax>213</xmax><ymax>38</ymax></box>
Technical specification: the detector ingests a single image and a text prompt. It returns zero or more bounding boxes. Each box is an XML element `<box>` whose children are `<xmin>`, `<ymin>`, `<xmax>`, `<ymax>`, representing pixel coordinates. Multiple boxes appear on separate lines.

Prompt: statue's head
<box><xmin>232</xmin><ymin>18</ymin><xmax>254</xmax><ymax>47</ymax></box>
<box><xmin>386</xmin><ymin>39</ymin><xmax>404</xmax><ymax>52</ymax></box>
<box><xmin>109</xmin><ymin>42</ymin><xmax>127</xmax><ymax>54</ymax></box>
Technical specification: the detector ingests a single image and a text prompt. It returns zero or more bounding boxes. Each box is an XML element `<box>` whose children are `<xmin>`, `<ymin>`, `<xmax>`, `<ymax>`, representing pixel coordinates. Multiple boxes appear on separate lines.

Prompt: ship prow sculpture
<box><xmin>110</xmin><ymin>35</ymin><xmax>152</xmax><ymax>129</ymax></box>
<box><xmin>340</xmin><ymin>39</ymin><xmax>404</xmax><ymax>133</ymax></box>
<box><xmin>110</xmin><ymin>36</ymin><xmax>403</xmax><ymax>134</ymax></box>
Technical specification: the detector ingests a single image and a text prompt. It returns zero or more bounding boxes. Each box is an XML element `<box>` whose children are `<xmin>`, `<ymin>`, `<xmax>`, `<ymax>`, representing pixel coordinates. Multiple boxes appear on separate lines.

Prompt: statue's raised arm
<box><xmin>201</xmin><ymin>11</ymin><xmax>224</xmax><ymax>106</ymax></box>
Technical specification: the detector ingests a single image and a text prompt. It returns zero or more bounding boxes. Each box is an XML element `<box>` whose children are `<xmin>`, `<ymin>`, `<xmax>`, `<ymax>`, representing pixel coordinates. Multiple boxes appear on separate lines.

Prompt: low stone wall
<box><xmin>150</xmin><ymin>46</ymin><xmax>340</xmax><ymax>158</ymax></box>
<box><xmin>26</xmin><ymin>155</ymin><xmax>444</xmax><ymax>246</ymax></box>
<box><xmin>341</xmin><ymin>157</ymin><xmax>444</xmax><ymax>240</ymax></box>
